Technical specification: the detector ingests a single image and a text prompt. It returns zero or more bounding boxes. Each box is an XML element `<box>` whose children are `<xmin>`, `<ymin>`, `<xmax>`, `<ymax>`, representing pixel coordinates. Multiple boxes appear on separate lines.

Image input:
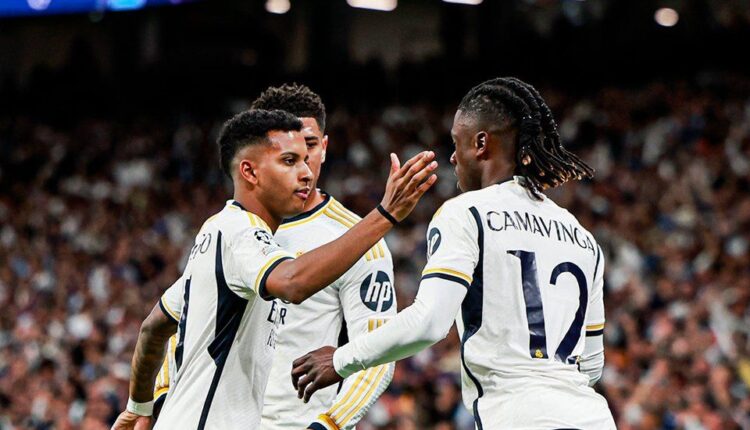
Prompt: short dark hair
<box><xmin>458</xmin><ymin>77</ymin><xmax>594</xmax><ymax>199</ymax></box>
<box><xmin>251</xmin><ymin>83</ymin><xmax>326</xmax><ymax>131</ymax></box>
<box><xmin>217</xmin><ymin>109</ymin><xmax>302</xmax><ymax>179</ymax></box>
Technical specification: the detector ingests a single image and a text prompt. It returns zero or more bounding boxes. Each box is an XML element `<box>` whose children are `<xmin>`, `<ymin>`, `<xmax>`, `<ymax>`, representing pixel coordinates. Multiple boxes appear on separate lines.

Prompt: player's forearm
<box><xmin>333</xmin><ymin>279</ymin><xmax>465</xmax><ymax>377</ymax></box>
<box><xmin>267</xmin><ymin>210</ymin><xmax>392</xmax><ymax>304</ymax></box>
<box><xmin>129</xmin><ymin>304</ymin><xmax>177</xmax><ymax>402</ymax></box>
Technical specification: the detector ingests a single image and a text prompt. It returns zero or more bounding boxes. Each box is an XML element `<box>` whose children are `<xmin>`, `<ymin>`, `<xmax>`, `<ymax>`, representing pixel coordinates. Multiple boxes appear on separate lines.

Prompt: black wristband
<box><xmin>376</xmin><ymin>204</ymin><xmax>399</xmax><ymax>225</ymax></box>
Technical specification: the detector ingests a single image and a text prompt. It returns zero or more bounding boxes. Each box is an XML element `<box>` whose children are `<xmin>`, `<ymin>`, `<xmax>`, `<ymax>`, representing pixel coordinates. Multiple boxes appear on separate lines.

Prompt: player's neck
<box><xmin>481</xmin><ymin>160</ymin><xmax>514</xmax><ymax>188</ymax></box>
<box><xmin>302</xmin><ymin>187</ymin><xmax>325</xmax><ymax>212</ymax></box>
<box><xmin>232</xmin><ymin>193</ymin><xmax>281</xmax><ymax>233</ymax></box>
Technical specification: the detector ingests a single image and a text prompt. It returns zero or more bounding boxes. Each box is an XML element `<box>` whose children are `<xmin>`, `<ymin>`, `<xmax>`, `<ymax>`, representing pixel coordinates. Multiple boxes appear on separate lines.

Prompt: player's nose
<box><xmin>300</xmin><ymin>162</ymin><xmax>313</xmax><ymax>184</ymax></box>
<box><xmin>450</xmin><ymin>151</ymin><xmax>457</xmax><ymax>165</ymax></box>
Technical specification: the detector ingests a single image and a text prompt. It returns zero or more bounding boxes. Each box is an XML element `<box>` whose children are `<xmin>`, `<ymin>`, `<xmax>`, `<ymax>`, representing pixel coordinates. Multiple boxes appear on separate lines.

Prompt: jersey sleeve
<box><xmin>580</xmin><ymin>245</ymin><xmax>605</xmax><ymax>385</ymax></box>
<box><xmin>159</xmin><ymin>277</ymin><xmax>185</xmax><ymax>324</ymax></box>
<box><xmin>584</xmin><ymin>245</ymin><xmax>605</xmax><ymax>336</ymax></box>
<box><xmin>314</xmin><ymin>241</ymin><xmax>396</xmax><ymax>430</ymax></box>
<box><xmin>224</xmin><ymin>227</ymin><xmax>295</xmax><ymax>301</ymax></box>
<box><xmin>421</xmin><ymin>201</ymin><xmax>480</xmax><ymax>289</ymax></box>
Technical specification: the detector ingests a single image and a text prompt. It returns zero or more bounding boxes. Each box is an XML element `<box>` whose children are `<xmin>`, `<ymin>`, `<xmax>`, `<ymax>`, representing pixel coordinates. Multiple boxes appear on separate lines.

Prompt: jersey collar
<box><xmin>496</xmin><ymin>176</ymin><xmax>517</xmax><ymax>186</ymax></box>
<box><xmin>230</xmin><ymin>200</ymin><xmax>247</xmax><ymax>211</ymax></box>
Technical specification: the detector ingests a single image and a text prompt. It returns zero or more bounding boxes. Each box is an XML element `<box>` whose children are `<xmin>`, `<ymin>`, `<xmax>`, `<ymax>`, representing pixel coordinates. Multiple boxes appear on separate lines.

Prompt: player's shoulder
<box><xmin>432</xmin><ymin>188</ymin><xmax>489</xmax><ymax>222</ymax></box>
<box><xmin>206</xmin><ymin>200</ymin><xmax>274</xmax><ymax>242</ymax></box>
<box><xmin>320</xmin><ymin>196</ymin><xmax>362</xmax><ymax>230</ymax></box>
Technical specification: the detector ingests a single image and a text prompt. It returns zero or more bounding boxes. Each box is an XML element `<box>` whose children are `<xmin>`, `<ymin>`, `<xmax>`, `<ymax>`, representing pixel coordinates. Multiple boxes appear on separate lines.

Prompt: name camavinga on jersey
<box><xmin>486</xmin><ymin>210</ymin><xmax>596</xmax><ymax>255</ymax></box>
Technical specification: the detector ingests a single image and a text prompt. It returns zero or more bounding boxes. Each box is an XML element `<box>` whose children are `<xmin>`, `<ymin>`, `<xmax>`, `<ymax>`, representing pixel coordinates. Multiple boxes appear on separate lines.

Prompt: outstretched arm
<box><xmin>265</xmin><ymin>151</ymin><xmax>437</xmax><ymax>304</ymax></box>
<box><xmin>291</xmin><ymin>277</ymin><xmax>467</xmax><ymax>402</ymax></box>
<box><xmin>112</xmin><ymin>303</ymin><xmax>178</xmax><ymax>430</ymax></box>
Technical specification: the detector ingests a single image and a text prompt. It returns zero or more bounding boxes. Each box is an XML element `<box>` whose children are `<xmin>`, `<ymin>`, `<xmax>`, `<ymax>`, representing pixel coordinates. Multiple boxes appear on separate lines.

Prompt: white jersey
<box><xmin>154</xmin><ymin>200</ymin><xmax>295</xmax><ymax>430</ymax></box>
<box><xmin>261</xmin><ymin>194</ymin><xmax>395</xmax><ymax>430</ymax></box>
<box><xmin>422</xmin><ymin>177</ymin><xmax>610</xmax><ymax>428</ymax></box>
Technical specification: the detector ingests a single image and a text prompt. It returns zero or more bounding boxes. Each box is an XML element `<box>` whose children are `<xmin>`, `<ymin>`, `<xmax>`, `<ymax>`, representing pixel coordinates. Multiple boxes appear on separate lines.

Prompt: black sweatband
<box><xmin>376</xmin><ymin>204</ymin><xmax>399</xmax><ymax>225</ymax></box>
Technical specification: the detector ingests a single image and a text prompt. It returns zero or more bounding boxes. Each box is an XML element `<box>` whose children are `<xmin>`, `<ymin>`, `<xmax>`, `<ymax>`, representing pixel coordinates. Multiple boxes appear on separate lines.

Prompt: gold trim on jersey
<box><xmin>586</xmin><ymin>323</ymin><xmax>605</xmax><ymax>331</ymax></box>
<box><xmin>153</xmin><ymin>336</ymin><xmax>177</xmax><ymax>398</ymax></box>
<box><xmin>160</xmin><ymin>296</ymin><xmax>180</xmax><ymax>322</ymax></box>
<box><xmin>328</xmin><ymin>202</ymin><xmax>359</xmax><ymax>224</ymax></box>
<box><xmin>254</xmin><ymin>253</ymin><xmax>295</xmax><ymax>294</ymax></box>
<box><xmin>316</xmin><ymin>414</ymin><xmax>340</xmax><ymax>430</ymax></box>
<box><xmin>327</xmin><ymin>367</ymin><xmax>377</xmax><ymax>423</ymax></box>
<box><xmin>326</xmin><ymin>367</ymin><xmax>373</xmax><ymax>417</ymax></box>
<box><xmin>421</xmin><ymin>268</ymin><xmax>473</xmax><ymax>284</ymax></box>
<box><xmin>336</xmin><ymin>364</ymin><xmax>389</xmax><ymax>427</ymax></box>
<box><xmin>153</xmin><ymin>387</ymin><xmax>169</xmax><ymax>400</ymax></box>
<box><xmin>278</xmin><ymin>197</ymin><xmax>334</xmax><ymax>230</ymax></box>
<box><xmin>367</xmin><ymin>318</ymin><xmax>388</xmax><ymax>332</ymax></box>
<box><xmin>321</xmin><ymin>205</ymin><xmax>383</xmax><ymax>262</ymax></box>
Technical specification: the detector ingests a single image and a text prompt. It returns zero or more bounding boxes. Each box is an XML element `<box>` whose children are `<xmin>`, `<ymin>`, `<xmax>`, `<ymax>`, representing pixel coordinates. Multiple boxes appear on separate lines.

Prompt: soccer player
<box><xmin>252</xmin><ymin>84</ymin><xmax>396</xmax><ymax>430</ymax></box>
<box><xmin>111</xmin><ymin>109</ymin><xmax>437</xmax><ymax>430</ymax></box>
<box><xmin>292</xmin><ymin>77</ymin><xmax>616</xmax><ymax>429</ymax></box>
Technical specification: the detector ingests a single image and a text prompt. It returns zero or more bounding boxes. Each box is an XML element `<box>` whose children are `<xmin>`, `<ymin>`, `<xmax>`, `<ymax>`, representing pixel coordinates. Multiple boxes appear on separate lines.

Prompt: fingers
<box><xmin>406</xmin><ymin>160</ymin><xmax>438</xmax><ymax>191</ymax></box>
<box><xmin>303</xmin><ymin>380</ymin><xmax>320</xmax><ymax>403</ymax></box>
<box><xmin>401</xmin><ymin>152</ymin><xmax>436</xmax><ymax>188</ymax></box>
<box><xmin>415</xmin><ymin>174</ymin><xmax>438</xmax><ymax>195</ymax></box>
<box><xmin>390</xmin><ymin>153</ymin><xmax>400</xmax><ymax>174</ymax></box>
<box><xmin>296</xmin><ymin>374</ymin><xmax>311</xmax><ymax>399</ymax></box>
<box><xmin>393</xmin><ymin>151</ymin><xmax>431</xmax><ymax>180</ymax></box>
<box><xmin>134</xmin><ymin>417</ymin><xmax>153</xmax><ymax>430</ymax></box>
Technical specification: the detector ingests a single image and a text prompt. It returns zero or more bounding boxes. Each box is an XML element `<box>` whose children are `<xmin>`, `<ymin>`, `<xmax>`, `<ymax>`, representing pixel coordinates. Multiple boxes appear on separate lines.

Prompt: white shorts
<box><xmin>474</xmin><ymin>380</ymin><xmax>615</xmax><ymax>429</ymax></box>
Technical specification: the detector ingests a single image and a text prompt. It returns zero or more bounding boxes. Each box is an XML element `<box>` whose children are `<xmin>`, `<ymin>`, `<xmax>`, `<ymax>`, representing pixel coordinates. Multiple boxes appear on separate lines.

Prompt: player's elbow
<box><xmin>265</xmin><ymin>272</ymin><xmax>307</xmax><ymax>304</ymax></box>
<box><xmin>419</xmin><ymin>313</ymin><xmax>452</xmax><ymax>344</ymax></box>
<box><xmin>579</xmin><ymin>350</ymin><xmax>605</xmax><ymax>387</ymax></box>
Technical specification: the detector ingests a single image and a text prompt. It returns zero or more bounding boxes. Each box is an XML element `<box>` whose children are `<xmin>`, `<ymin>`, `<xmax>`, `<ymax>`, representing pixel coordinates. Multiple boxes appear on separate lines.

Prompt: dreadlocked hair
<box><xmin>457</xmin><ymin>77</ymin><xmax>594</xmax><ymax>200</ymax></box>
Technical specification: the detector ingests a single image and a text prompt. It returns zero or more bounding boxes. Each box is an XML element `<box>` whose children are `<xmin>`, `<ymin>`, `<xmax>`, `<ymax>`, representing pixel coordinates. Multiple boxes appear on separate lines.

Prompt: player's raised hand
<box><xmin>291</xmin><ymin>346</ymin><xmax>342</xmax><ymax>403</ymax></box>
<box><xmin>379</xmin><ymin>151</ymin><xmax>438</xmax><ymax>222</ymax></box>
<box><xmin>110</xmin><ymin>411</ymin><xmax>152</xmax><ymax>430</ymax></box>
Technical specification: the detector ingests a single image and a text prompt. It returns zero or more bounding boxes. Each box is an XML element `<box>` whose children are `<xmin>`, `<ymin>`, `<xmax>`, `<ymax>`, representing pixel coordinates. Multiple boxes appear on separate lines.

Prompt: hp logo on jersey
<box><xmin>359</xmin><ymin>271</ymin><xmax>394</xmax><ymax>312</ymax></box>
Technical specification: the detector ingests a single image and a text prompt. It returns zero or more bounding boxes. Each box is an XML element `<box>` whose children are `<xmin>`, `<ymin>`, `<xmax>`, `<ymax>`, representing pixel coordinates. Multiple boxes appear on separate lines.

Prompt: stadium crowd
<box><xmin>1</xmin><ymin>75</ymin><xmax>749</xmax><ymax>430</ymax></box>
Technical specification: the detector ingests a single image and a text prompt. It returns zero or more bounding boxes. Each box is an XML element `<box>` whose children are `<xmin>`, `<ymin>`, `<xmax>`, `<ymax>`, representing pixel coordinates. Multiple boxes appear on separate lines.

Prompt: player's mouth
<box><xmin>294</xmin><ymin>187</ymin><xmax>311</xmax><ymax>200</ymax></box>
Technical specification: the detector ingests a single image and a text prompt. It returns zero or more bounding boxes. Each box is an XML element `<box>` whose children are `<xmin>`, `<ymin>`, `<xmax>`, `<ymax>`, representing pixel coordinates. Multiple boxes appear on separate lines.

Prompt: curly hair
<box><xmin>217</xmin><ymin>109</ymin><xmax>302</xmax><ymax>179</ymax></box>
<box><xmin>251</xmin><ymin>83</ymin><xmax>326</xmax><ymax>131</ymax></box>
<box><xmin>458</xmin><ymin>77</ymin><xmax>594</xmax><ymax>199</ymax></box>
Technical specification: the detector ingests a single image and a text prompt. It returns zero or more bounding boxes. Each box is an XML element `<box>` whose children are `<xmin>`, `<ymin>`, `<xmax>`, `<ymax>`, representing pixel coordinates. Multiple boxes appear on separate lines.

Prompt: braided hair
<box><xmin>457</xmin><ymin>77</ymin><xmax>593</xmax><ymax>199</ymax></box>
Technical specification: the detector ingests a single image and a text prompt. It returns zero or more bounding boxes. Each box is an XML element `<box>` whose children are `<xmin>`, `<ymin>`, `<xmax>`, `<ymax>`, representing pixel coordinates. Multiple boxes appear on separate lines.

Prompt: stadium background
<box><xmin>1</xmin><ymin>0</ymin><xmax>750</xmax><ymax>429</ymax></box>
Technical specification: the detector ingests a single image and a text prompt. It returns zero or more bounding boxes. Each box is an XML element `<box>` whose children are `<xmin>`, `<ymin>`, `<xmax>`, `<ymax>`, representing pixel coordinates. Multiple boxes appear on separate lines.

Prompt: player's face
<box><xmin>450</xmin><ymin>110</ymin><xmax>482</xmax><ymax>192</ymax></box>
<box><xmin>253</xmin><ymin>130</ymin><xmax>313</xmax><ymax>218</ymax></box>
<box><xmin>299</xmin><ymin>117</ymin><xmax>328</xmax><ymax>189</ymax></box>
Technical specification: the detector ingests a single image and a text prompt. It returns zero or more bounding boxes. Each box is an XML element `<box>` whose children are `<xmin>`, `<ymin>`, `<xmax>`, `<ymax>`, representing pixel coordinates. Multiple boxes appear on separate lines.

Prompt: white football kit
<box><xmin>154</xmin><ymin>200</ymin><xmax>294</xmax><ymax>429</ymax></box>
<box><xmin>261</xmin><ymin>194</ymin><xmax>395</xmax><ymax>430</ymax></box>
<box><xmin>333</xmin><ymin>177</ymin><xmax>615</xmax><ymax>429</ymax></box>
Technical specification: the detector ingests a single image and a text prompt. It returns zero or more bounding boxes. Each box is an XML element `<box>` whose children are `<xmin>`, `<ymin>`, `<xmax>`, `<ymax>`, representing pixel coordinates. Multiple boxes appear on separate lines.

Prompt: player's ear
<box><xmin>238</xmin><ymin>159</ymin><xmax>259</xmax><ymax>185</ymax></box>
<box><xmin>474</xmin><ymin>131</ymin><xmax>489</xmax><ymax>159</ymax></box>
<box><xmin>321</xmin><ymin>135</ymin><xmax>329</xmax><ymax>163</ymax></box>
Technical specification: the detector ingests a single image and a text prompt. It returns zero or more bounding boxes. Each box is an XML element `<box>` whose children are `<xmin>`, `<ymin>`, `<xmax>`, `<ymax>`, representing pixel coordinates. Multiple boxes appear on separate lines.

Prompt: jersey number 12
<box><xmin>507</xmin><ymin>250</ymin><xmax>588</xmax><ymax>363</ymax></box>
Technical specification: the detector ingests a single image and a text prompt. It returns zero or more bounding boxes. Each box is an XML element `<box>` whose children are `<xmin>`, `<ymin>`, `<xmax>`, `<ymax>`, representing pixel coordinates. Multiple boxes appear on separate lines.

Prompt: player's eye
<box><xmin>283</xmin><ymin>158</ymin><xmax>295</xmax><ymax>165</ymax></box>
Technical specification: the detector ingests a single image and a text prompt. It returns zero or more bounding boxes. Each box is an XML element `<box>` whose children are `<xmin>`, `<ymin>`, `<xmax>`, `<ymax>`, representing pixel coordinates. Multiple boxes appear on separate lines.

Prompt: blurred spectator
<box><xmin>1</xmin><ymin>74</ymin><xmax>749</xmax><ymax>429</ymax></box>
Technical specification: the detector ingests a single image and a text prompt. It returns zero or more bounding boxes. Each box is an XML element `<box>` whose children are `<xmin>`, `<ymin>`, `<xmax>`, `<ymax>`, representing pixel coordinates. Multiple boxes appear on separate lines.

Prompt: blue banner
<box><xmin>0</xmin><ymin>0</ymin><xmax>191</xmax><ymax>17</ymax></box>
